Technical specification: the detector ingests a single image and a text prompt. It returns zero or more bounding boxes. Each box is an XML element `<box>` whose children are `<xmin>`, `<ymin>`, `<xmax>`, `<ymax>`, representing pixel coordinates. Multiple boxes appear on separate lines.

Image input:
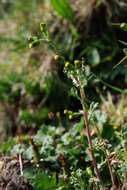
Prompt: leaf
<box><xmin>11</xmin><ymin>144</ymin><xmax>25</xmax><ymax>155</ymax></box>
<box><xmin>0</xmin><ymin>138</ymin><xmax>16</xmax><ymax>154</ymax></box>
<box><xmin>120</xmin><ymin>23</ymin><xmax>127</xmax><ymax>32</ymax></box>
<box><xmin>87</xmin><ymin>48</ymin><xmax>100</xmax><ymax>66</ymax></box>
<box><xmin>24</xmin><ymin>168</ymin><xmax>57</xmax><ymax>190</ymax></box>
<box><xmin>50</xmin><ymin>0</ymin><xmax>75</xmax><ymax>22</ymax></box>
<box><xmin>119</xmin><ymin>40</ymin><xmax>127</xmax><ymax>46</ymax></box>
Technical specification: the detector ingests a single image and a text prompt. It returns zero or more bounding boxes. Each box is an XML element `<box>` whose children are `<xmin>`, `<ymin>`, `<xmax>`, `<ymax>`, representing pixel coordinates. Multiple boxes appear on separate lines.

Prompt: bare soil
<box><xmin>0</xmin><ymin>157</ymin><xmax>35</xmax><ymax>190</ymax></box>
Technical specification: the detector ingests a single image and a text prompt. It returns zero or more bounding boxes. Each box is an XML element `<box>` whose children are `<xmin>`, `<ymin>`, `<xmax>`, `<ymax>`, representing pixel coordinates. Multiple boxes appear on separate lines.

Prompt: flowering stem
<box><xmin>80</xmin><ymin>87</ymin><xmax>103</xmax><ymax>187</ymax></box>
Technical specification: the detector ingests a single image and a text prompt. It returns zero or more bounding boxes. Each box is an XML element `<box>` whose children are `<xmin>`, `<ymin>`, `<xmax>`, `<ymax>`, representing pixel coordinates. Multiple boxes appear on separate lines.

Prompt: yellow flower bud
<box><xmin>40</xmin><ymin>23</ymin><xmax>47</xmax><ymax>33</ymax></box>
<box><xmin>86</xmin><ymin>167</ymin><xmax>92</xmax><ymax>176</ymax></box>
<box><xmin>74</xmin><ymin>60</ymin><xmax>81</xmax><ymax>67</ymax></box>
<box><xmin>29</xmin><ymin>43</ymin><xmax>33</xmax><ymax>48</ymax></box>
<box><xmin>65</xmin><ymin>61</ymin><xmax>70</xmax><ymax>68</ymax></box>
<box><xmin>69</xmin><ymin>115</ymin><xmax>73</xmax><ymax>120</ymax></box>
<box><xmin>64</xmin><ymin>109</ymin><xmax>68</xmax><ymax>114</ymax></box>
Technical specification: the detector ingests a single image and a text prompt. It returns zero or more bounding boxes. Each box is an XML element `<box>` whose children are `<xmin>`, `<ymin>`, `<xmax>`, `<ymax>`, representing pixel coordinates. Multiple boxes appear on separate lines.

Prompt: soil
<box><xmin>0</xmin><ymin>157</ymin><xmax>35</xmax><ymax>190</ymax></box>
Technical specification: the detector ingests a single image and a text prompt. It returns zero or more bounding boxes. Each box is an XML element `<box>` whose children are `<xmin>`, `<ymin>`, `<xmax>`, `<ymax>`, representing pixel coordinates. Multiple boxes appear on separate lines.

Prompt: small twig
<box><xmin>107</xmin><ymin>158</ymin><xmax>116</xmax><ymax>187</ymax></box>
<box><xmin>38</xmin><ymin>95</ymin><xmax>48</xmax><ymax>109</ymax></box>
<box><xmin>19</xmin><ymin>154</ymin><xmax>23</xmax><ymax>176</ymax></box>
<box><xmin>106</xmin><ymin>151</ymin><xmax>118</xmax><ymax>188</ymax></box>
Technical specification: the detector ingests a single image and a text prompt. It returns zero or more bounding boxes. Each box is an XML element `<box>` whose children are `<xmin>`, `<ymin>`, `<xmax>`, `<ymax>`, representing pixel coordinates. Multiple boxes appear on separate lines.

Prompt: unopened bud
<box><xmin>64</xmin><ymin>109</ymin><xmax>68</xmax><ymax>114</ymax></box>
<box><xmin>40</xmin><ymin>23</ymin><xmax>47</xmax><ymax>33</ymax></box>
<box><xmin>74</xmin><ymin>60</ymin><xmax>81</xmax><ymax>67</ymax></box>
<box><xmin>65</xmin><ymin>61</ymin><xmax>70</xmax><ymax>68</ymax></box>
<box><xmin>69</xmin><ymin>115</ymin><xmax>73</xmax><ymax>120</ymax></box>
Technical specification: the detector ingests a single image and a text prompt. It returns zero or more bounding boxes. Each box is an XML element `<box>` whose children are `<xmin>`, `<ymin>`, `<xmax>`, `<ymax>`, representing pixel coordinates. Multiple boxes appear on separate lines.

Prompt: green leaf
<box><xmin>88</xmin><ymin>48</ymin><xmax>100</xmax><ymax>66</ymax></box>
<box><xmin>0</xmin><ymin>138</ymin><xmax>16</xmax><ymax>154</ymax></box>
<box><xmin>120</xmin><ymin>23</ymin><xmax>127</xmax><ymax>32</ymax></box>
<box><xmin>24</xmin><ymin>168</ymin><xmax>57</xmax><ymax>190</ymax></box>
<box><xmin>50</xmin><ymin>0</ymin><xmax>75</xmax><ymax>22</ymax></box>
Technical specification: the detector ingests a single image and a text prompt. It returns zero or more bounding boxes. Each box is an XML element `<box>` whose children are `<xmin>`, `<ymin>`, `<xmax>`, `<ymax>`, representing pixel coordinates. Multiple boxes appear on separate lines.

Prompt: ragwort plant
<box><xmin>28</xmin><ymin>23</ymin><xmax>105</xmax><ymax>189</ymax></box>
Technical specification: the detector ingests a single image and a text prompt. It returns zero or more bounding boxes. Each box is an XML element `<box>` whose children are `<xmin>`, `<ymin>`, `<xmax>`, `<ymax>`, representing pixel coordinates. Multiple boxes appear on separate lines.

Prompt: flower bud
<box><xmin>65</xmin><ymin>61</ymin><xmax>70</xmax><ymax>68</ymax></box>
<box><xmin>69</xmin><ymin>115</ymin><xmax>73</xmax><ymax>120</ymax></box>
<box><xmin>74</xmin><ymin>60</ymin><xmax>81</xmax><ymax>67</ymax></box>
<box><xmin>29</xmin><ymin>40</ymin><xmax>40</xmax><ymax>48</ymax></box>
<box><xmin>54</xmin><ymin>54</ymin><xmax>59</xmax><ymax>60</ymax></box>
<box><xmin>40</xmin><ymin>22</ymin><xmax>47</xmax><ymax>33</ymax></box>
<box><xmin>64</xmin><ymin>109</ymin><xmax>68</xmax><ymax>114</ymax></box>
